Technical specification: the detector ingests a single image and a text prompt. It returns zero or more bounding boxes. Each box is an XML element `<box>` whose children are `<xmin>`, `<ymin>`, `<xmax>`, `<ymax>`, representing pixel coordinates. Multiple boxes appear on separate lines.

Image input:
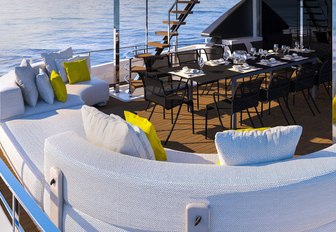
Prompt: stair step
<box><xmin>147</xmin><ymin>42</ymin><xmax>170</xmax><ymax>49</ymax></box>
<box><xmin>131</xmin><ymin>66</ymin><xmax>146</xmax><ymax>72</ymax></box>
<box><xmin>170</xmin><ymin>10</ymin><xmax>193</xmax><ymax>14</ymax></box>
<box><xmin>177</xmin><ymin>1</ymin><xmax>200</xmax><ymax>3</ymax></box>
<box><xmin>155</xmin><ymin>31</ymin><xmax>179</xmax><ymax>36</ymax></box>
<box><xmin>162</xmin><ymin>20</ymin><xmax>186</xmax><ymax>25</ymax></box>
<box><xmin>134</xmin><ymin>53</ymin><xmax>153</xmax><ymax>58</ymax></box>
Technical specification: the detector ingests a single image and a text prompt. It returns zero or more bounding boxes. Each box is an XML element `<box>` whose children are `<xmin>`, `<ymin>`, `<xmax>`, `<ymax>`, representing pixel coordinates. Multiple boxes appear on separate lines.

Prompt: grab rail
<box><xmin>0</xmin><ymin>158</ymin><xmax>59</xmax><ymax>232</ymax></box>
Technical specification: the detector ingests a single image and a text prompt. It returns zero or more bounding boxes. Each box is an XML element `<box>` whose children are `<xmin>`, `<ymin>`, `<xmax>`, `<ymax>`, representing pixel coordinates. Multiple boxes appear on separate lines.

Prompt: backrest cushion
<box><xmin>63</xmin><ymin>59</ymin><xmax>91</xmax><ymax>84</ymax></box>
<box><xmin>41</xmin><ymin>47</ymin><xmax>73</xmax><ymax>74</ymax></box>
<box><xmin>55</xmin><ymin>55</ymin><xmax>91</xmax><ymax>83</ymax></box>
<box><xmin>124</xmin><ymin>111</ymin><xmax>167</xmax><ymax>161</ymax></box>
<box><xmin>15</xmin><ymin>59</ymin><xmax>39</xmax><ymax>107</ymax></box>
<box><xmin>81</xmin><ymin>105</ymin><xmax>155</xmax><ymax>160</ymax></box>
<box><xmin>215</xmin><ymin>125</ymin><xmax>302</xmax><ymax>166</ymax></box>
<box><xmin>50</xmin><ymin>71</ymin><xmax>67</xmax><ymax>102</ymax></box>
<box><xmin>36</xmin><ymin>68</ymin><xmax>54</xmax><ymax>104</ymax></box>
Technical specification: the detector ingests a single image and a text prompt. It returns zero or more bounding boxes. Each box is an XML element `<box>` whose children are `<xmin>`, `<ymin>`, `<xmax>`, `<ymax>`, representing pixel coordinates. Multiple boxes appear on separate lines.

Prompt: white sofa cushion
<box><xmin>55</xmin><ymin>55</ymin><xmax>91</xmax><ymax>83</ymax></box>
<box><xmin>36</xmin><ymin>68</ymin><xmax>54</xmax><ymax>104</ymax></box>
<box><xmin>0</xmin><ymin>71</ymin><xmax>25</xmax><ymax>120</ymax></box>
<box><xmin>66</xmin><ymin>76</ymin><xmax>109</xmax><ymax>106</ymax></box>
<box><xmin>215</xmin><ymin>126</ymin><xmax>303</xmax><ymax>166</ymax></box>
<box><xmin>81</xmin><ymin>105</ymin><xmax>154</xmax><ymax>159</ymax></box>
<box><xmin>41</xmin><ymin>47</ymin><xmax>73</xmax><ymax>74</ymax></box>
<box><xmin>15</xmin><ymin>59</ymin><xmax>39</xmax><ymax>107</ymax></box>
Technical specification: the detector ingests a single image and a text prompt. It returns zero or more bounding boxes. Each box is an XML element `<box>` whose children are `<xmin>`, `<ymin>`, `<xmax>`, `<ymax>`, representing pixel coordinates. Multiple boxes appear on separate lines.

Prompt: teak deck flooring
<box><xmin>99</xmin><ymin>81</ymin><xmax>332</xmax><ymax>156</ymax></box>
<box><xmin>0</xmin><ymin>80</ymin><xmax>332</xmax><ymax>230</ymax></box>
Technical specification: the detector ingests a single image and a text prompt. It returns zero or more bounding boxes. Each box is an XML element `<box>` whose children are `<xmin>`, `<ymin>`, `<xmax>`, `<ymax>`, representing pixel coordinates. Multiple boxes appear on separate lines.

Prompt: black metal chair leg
<box><xmin>205</xmin><ymin>106</ymin><xmax>209</xmax><ymax>139</ymax></box>
<box><xmin>201</xmin><ymin>83</ymin><xmax>208</xmax><ymax>95</ymax></box>
<box><xmin>260</xmin><ymin>102</ymin><xmax>264</xmax><ymax>117</ymax></box>
<box><xmin>323</xmin><ymin>82</ymin><xmax>332</xmax><ymax>99</ymax></box>
<box><xmin>277</xmin><ymin>99</ymin><xmax>290</xmax><ymax>125</ymax></box>
<box><xmin>240</xmin><ymin>111</ymin><xmax>243</xmax><ymax>126</ymax></box>
<box><xmin>205</xmin><ymin>82</ymin><xmax>214</xmax><ymax>95</ymax></box>
<box><xmin>268</xmin><ymin>101</ymin><xmax>271</xmax><ymax>115</ymax></box>
<box><xmin>148</xmin><ymin>104</ymin><xmax>157</xmax><ymax>120</ymax></box>
<box><xmin>284</xmin><ymin>97</ymin><xmax>297</xmax><ymax>124</ymax></box>
<box><xmin>214</xmin><ymin>106</ymin><xmax>225</xmax><ymax>130</ymax></box>
<box><xmin>163</xmin><ymin>107</ymin><xmax>166</xmax><ymax>119</ymax></box>
<box><xmin>246</xmin><ymin>108</ymin><xmax>255</xmax><ymax>128</ymax></box>
<box><xmin>197</xmin><ymin>85</ymin><xmax>200</xmax><ymax>109</ymax></box>
<box><xmin>171</xmin><ymin>108</ymin><xmax>173</xmax><ymax>124</ymax></box>
<box><xmin>145</xmin><ymin>101</ymin><xmax>151</xmax><ymax>111</ymax></box>
<box><xmin>254</xmin><ymin>106</ymin><xmax>264</xmax><ymax>127</ymax></box>
<box><xmin>164</xmin><ymin>104</ymin><xmax>183</xmax><ymax>145</ymax></box>
<box><xmin>190</xmin><ymin>101</ymin><xmax>195</xmax><ymax>134</ymax></box>
<box><xmin>301</xmin><ymin>90</ymin><xmax>315</xmax><ymax>116</ymax></box>
<box><xmin>308</xmin><ymin>90</ymin><xmax>321</xmax><ymax>114</ymax></box>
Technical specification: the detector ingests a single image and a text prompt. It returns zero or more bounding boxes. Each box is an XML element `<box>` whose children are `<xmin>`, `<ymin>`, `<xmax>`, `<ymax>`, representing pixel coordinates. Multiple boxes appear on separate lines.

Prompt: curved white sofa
<box><xmin>1</xmin><ymin>61</ymin><xmax>336</xmax><ymax>231</ymax></box>
<box><xmin>44</xmin><ymin>132</ymin><xmax>336</xmax><ymax>232</ymax></box>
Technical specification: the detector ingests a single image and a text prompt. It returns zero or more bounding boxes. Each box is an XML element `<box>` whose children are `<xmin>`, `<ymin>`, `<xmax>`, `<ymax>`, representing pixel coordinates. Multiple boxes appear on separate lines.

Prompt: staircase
<box><xmin>128</xmin><ymin>1</ymin><xmax>199</xmax><ymax>95</ymax></box>
<box><xmin>144</xmin><ymin>0</ymin><xmax>200</xmax><ymax>56</ymax></box>
<box><xmin>303</xmin><ymin>0</ymin><xmax>330</xmax><ymax>32</ymax></box>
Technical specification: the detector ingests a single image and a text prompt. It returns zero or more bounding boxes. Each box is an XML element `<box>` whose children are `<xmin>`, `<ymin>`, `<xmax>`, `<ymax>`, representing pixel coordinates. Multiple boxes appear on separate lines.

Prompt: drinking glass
<box><xmin>294</xmin><ymin>41</ymin><xmax>299</xmax><ymax>50</ymax></box>
<box><xmin>198</xmin><ymin>57</ymin><xmax>205</xmax><ymax>70</ymax></box>
<box><xmin>223</xmin><ymin>50</ymin><xmax>231</xmax><ymax>62</ymax></box>
<box><xmin>281</xmin><ymin>45</ymin><xmax>286</xmax><ymax>54</ymax></box>
<box><xmin>258</xmin><ymin>48</ymin><xmax>263</xmax><ymax>56</ymax></box>
<box><xmin>273</xmin><ymin>44</ymin><xmax>279</xmax><ymax>54</ymax></box>
<box><xmin>250</xmin><ymin>47</ymin><xmax>257</xmax><ymax>57</ymax></box>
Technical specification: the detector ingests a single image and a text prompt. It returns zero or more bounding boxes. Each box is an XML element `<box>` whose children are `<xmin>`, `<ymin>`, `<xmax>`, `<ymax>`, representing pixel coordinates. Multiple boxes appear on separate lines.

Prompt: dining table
<box><xmin>158</xmin><ymin>51</ymin><xmax>318</xmax><ymax>129</ymax></box>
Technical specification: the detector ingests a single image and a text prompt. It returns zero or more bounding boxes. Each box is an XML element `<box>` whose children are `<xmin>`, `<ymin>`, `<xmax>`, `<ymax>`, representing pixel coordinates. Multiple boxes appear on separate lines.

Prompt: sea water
<box><xmin>0</xmin><ymin>0</ymin><xmax>238</xmax><ymax>75</ymax></box>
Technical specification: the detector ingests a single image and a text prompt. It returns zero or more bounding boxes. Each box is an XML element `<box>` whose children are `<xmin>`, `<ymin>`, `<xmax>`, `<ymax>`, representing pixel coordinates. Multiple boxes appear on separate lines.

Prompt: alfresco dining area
<box><xmin>100</xmin><ymin>42</ymin><xmax>332</xmax><ymax>155</ymax></box>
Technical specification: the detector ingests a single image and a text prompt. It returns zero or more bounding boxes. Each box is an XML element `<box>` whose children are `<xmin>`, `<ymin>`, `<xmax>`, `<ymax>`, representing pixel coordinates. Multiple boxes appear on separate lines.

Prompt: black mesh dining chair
<box><xmin>140</xmin><ymin>71</ymin><xmax>194</xmax><ymax>145</ymax></box>
<box><xmin>231</xmin><ymin>43</ymin><xmax>248</xmax><ymax>52</ymax></box>
<box><xmin>205</xmin><ymin>77</ymin><xmax>264</xmax><ymax>138</ymax></box>
<box><xmin>176</xmin><ymin>49</ymin><xmax>220</xmax><ymax>109</ymax></box>
<box><xmin>176</xmin><ymin>49</ymin><xmax>200</xmax><ymax>68</ymax></box>
<box><xmin>259</xmin><ymin>73</ymin><xmax>296</xmax><ymax>125</ymax></box>
<box><xmin>290</xmin><ymin>65</ymin><xmax>321</xmax><ymax>116</ymax></box>
<box><xmin>203</xmin><ymin>46</ymin><xmax>224</xmax><ymax>60</ymax></box>
<box><xmin>315</xmin><ymin>58</ymin><xmax>331</xmax><ymax>99</ymax></box>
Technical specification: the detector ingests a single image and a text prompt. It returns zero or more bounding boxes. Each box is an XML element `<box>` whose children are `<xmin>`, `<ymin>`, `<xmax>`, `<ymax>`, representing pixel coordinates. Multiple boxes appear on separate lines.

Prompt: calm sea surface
<box><xmin>0</xmin><ymin>0</ymin><xmax>238</xmax><ymax>75</ymax></box>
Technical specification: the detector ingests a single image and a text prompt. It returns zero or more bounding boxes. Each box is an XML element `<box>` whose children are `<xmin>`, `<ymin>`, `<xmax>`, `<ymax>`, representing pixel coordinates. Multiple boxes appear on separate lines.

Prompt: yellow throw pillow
<box><xmin>63</xmin><ymin>58</ymin><xmax>91</xmax><ymax>84</ymax></box>
<box><xmin>124</xmin><ymin>111</ymin><xmax>167</xmax><ymax>161</ymax></box>
<box><xmin>50</xmin><ymin>70</ymin><xmax>67</xmax><ymax>102</ymax></box>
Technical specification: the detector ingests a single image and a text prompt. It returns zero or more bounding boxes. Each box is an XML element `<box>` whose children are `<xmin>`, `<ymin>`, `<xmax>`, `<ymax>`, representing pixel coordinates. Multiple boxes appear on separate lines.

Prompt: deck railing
<box><xmin>0</xmin><ymin>158</ymin><xmax>59</xmax><ymax>232</ymax></box>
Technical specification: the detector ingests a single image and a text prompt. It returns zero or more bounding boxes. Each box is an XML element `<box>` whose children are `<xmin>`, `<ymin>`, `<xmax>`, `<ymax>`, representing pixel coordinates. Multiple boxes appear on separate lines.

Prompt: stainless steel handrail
<box><xmin>0</xmin><ymin>158</ymin><xmax>59</xmax><ymax>232</ymax></box>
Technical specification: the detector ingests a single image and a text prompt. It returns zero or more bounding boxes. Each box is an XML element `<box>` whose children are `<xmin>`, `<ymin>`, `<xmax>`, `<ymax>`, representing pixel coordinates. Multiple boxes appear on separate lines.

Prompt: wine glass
<box><xmin>250</xmin><ymin>47</ymin><xmax>257</xmax><ymax>57</ymax></box>
<box><xmin>281</xmin><ymin>45</ymin><xmax>286</xmax><ymax>54</ymax></box>
<box><xmin>223</xmin><ymin>50</ymin><xmax>231</xmax><ymax>62</ymax></box>
<box><xmin>273</xmin><ymin>44</ymin><xmax>279</xmax><ymax>54</ymax></box>
<box><xmin>294</xmin><ymin>41</ymin><xmax>299</xmax><ymax>50</ymax></box>
<box><xmin>198</xmin><ymin>57</ymin><xmax>205</xmax><ymax>71</ymax></box>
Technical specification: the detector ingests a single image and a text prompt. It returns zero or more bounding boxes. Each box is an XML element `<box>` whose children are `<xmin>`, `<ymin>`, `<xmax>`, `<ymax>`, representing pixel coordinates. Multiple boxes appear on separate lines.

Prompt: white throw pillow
<box><xmin>81</xmin><ymin>105</ymin><xmax>155</xmax><ymax>160</ymax></box>
<box><xmin>15</xmin><ymin>59</ymin><xmax>39</xmax><ymax>107</ymax></box>
<box><xmin>55</xmin><ymin>55</ymin><xmax>91</xmax><ymax>82</ymax></box>
<box><xmin>215</xmin><ymin>126</ymin><xmax>303</xmax><ymax>166</ymax></box>
<box><xmin>41</xmin><ymin>47</ymin><xmax>73</xmax><ymax>74</ymax></box>
<box><xmin>36</xmin><ymin>68</ymin><xmax>54</xmax><ymax>104</ymax></box>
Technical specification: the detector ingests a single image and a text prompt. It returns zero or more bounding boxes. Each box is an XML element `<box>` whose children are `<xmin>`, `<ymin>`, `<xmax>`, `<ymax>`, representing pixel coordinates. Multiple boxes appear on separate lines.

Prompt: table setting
<box><xmin>281</xmin><ymin>53</ymin><xmax>309</xmax><ymax>61</ymax></box>
<box><xmin>257</xmin><ymin>57</ymin><xmax>287</xmax><ymax>67</ymax></box>
<box><xmin>169</xmin><ymin>66</ymin><xmax>206</xmax><ymax>79</ymax></box>
<box><xmin>228</xmin><ymin>63</ymin><xmax>262</xmax><ymax>74</ymax></box>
